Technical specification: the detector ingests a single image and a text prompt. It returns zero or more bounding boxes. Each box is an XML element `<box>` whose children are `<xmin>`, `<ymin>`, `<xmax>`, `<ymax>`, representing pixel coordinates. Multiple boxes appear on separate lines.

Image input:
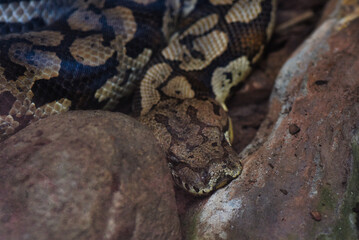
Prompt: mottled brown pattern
<box><xmin>103</xmin><ymin>6</ymin><xmax>137</xmax><ymax>43</ymax></box>
<box><xmin>139</xmin><ymin>98</ymin><xmax>242</xmax><ymax>195</ymax></box>
<box><xmin>39</xmin><ymin>98</ymin><xmax>72</xmax><ymax>116</ymax></box>
<box><xmin>226</xmin><ymin>0</ymin><xmax>264</xmax><ymax>23</ymax></box>
<box><xmin>95</xmin><ymin>47</ymin><xmax>152</xmax><ymax>108</ymax></box>
<box><xmin>161</xmin><ymin>76</ymin><xmax>195</xmax><ymax>99</ymax></box>
<box><xmin>9</xmin><ymin>43</ymin><xmax>61</xmax><ymax>80</ymax></box>
<box><xmin>211</xmin><ymin>56</ymin><xmax>252</xmax><ymax>106</ymax></box>
<box><xmin>140</xmin><ymin>63</ymin><xmax>173</xmax><ymax>115</ymax></box>
<box><xmin>161</xmin><ymin>14</ymin><xmax>226</xmax><ymax>71</ymax></box>
<box><xmin>1</xmin><ymin>31</ymin><xmax>64</xmax><ymax>46</ymax></box>
<box><xmin>239</xmin><ymin>26</ymin><xmax>267</xmax><ymax>57</ymax></box>
<box><xmin>69</xmin><ymin>34</ymin><xmax>114</xmax><ymax>67</ymax></box>
<box><xmin>67</xmin><ymin>10</ymin><xmax>103</xmax><ymax>31</ymax></box>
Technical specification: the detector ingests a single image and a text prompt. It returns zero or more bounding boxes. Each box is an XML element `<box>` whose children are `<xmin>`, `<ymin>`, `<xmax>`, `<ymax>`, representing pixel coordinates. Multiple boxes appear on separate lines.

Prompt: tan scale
<box><xmin>140</xmin><ymin>63</ymin><xmax>173</xmax><ymax>115</ymax></box>
<box><xmin>103</xmin><ymin>6</ymin><xmax>137</xmax><ymax>44</ymax></box>
<box><xmin>95</xmin><ymin>74</ymin><xmax>126</xmax><ymax>103</ymax></box>
<box><xmin>162</xmin><ymin>13</ymin><xmax>218</xmax><ymax>59</ymax></box>
<box><xmin>1</xmin><ymin>92</ymin><xmax>35</xmax><ymax>136</ymax></box>
<box><xmin>95</xmin><ymin>47</ymin><xmax>152</xmax><ymax>108</ymax></box>
<box><xmin>211</xmin><ymin>56</ymin><xmax>251</xmax><ymax>105</ymax></box>
<box><xmin>69</xmin><ymin>34</ymin><xmax>115</xmax><ymax>67</ymax></box>
<box><xmin>162</xmin><ymin>13</ymin><xmax>219</xmax><ymax>56</ymax></box>
<box><xmin>67</xmin><ymin>10</ymin><xmax>103</xmax><ymax>31</ymax></box>
<box><xmin>0</xmin><ymin>65</ymin><xmax>5</xmax><ymax>80</ymax></box>
<box><xmin>10</xmin><ymin>99</ymin><xmax>28</xmax><ymax>118</ymax></box>
<box><xmin>179</xmin><ymin>30</ymin><xmax>229</xmax><ymax>71</ymax></box>
<box><xmin>25</xmin><ymin>102</ymin><xmax>37</xmax><ymax>116</ymax></box>
<box><xmin>39</xmin><ymin>98</ymin><xmax>72</xmax><ymax>117</ymax></box>
<box><xmin>225</xmin><ymin>0</ymin><xmax>263</xmax><ymax>24</ymax></box>
<box><xmin>15</xmin><ymin>73</ymin><xmax>35</xmax><ymax>92</ymax></box>
<box><xmin>0</xmin><ymin>115</ymin><xmax>19</xmax><ymax>135</ymax></box>
<box><xmin>181</xmin><ymin>13</ymin><xmax>219</xmax><ymax>37</ymax></box>
<box><xmin>267</xmin><ymin>0</ymin><xmax>277</xmax><ymax>40</ymax></box>
<box><xmin>161</xmin><ymin>76</ymin><xmax>195</xmax><ymax>99</ymax></box>
<box><xmin>121</xmin><ymin>48</ymin><xmax>153</xmax><ymax>89</ymax></box>
<box><xmin>252</xmin><ymin>45</ymin><xmax>265</xmax><ymax>63</ymax></box>
<box><xmin>162</xmin><ymin>14</ymin><xmax>229</xmax><ymax>71</ymax></box>
<box><xmin>0</xmin><ymin>31</ymin><xmax>64</xmax><ymax>47</ymax></box>
<box><xmin>9</xmin><ymin>43</ymin><xmax>61</xmax><ymax>81</ymax></box>
<box><xmin>209</xmin><ymin>0</ymin><xmax>233</xmax><ymax>5</ymax></box>
<box><xmin>130</xmin><ymin>0</ymin><xmax>158</xmax><ymax>5</ymax></box>
<box><xmin>94</xmin><ymin>35</ymin><xmax>127</xmax><ymax>105</ymax></box>
<box><xmin>22</xmin><ymin>31</ymin><xmax>64</xmax><ymax>47</ymax></box>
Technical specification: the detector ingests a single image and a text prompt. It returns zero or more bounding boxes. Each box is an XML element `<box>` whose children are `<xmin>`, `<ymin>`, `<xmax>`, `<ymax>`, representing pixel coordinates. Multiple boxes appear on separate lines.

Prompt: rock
<box><xmin>288</xmin><ymin>124</ymin><xmax>301</xmax><ymax>135</ymax></box>
<box><xmin>310</xmin><ymin>211</ymin><xmax>322</xmax><ymax>221</ymax></box>
<box><xmin>181</xmin><ymin>3</ymin><xmax>359</xmax><ymax>240</ymax></box>
<box><xmin>0</xmin><ymin>111</ymin><xmax>181</xmax><ymax>240</ymax></box>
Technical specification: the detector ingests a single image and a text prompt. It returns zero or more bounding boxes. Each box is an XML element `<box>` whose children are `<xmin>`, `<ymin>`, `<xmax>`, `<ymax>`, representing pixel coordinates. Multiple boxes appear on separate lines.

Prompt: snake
<box><xmin>0</xmin><ymin>0</ymin><xmax>276</xmax><ymax>195</ymax></box>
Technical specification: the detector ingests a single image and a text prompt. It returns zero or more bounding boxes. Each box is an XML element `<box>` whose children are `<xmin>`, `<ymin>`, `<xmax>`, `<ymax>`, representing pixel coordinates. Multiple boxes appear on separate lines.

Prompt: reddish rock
<box><xmin>181</xmin><ymin>4</ymin><xmax>359</xmax><ymax>240</ymax></box>
<box><xmin>289</xmin><ymin>124</ymin><xmax>301</xmax><ymax>135</ymax></box>
<box><xmin>311</xmin><ymin>211</ymin><xmax>322</xmax><ymax>221</ymax></box>
<box><xmin>0</xmin><ymin>111</ymin><xmax>181</xmax><ymax>240</ymax></box>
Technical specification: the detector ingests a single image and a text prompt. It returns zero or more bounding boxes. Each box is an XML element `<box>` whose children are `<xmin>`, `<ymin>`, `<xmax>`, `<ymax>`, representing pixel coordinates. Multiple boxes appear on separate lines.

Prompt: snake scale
<box><xmin>0</xmin><ymin>0</ymin><xmax>276</xmax><ymax>195</ymax></box>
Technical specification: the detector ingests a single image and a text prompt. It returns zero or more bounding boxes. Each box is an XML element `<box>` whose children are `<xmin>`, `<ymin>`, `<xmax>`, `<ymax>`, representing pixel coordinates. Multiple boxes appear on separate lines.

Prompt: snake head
<box><xmin>139</xmin><ymin>98</ymin><xmax>242</xmax><ymax>195</ymax></box>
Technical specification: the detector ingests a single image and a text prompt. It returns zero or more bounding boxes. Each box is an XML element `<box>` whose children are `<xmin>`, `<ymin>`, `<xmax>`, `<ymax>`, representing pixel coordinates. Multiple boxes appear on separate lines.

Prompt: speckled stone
<box><xmin>0</xmin><ymin>110</ymin><xmax>181</xmax><ymax>240</ymax></box>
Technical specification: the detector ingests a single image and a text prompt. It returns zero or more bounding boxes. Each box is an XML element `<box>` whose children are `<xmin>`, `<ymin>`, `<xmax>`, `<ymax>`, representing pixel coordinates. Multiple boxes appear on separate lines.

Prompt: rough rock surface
<box><xmin>181</xmin><ymin>4</ymin><xmax>359</xmax><ymax>240</ymax></box>
<box><xmin>0</xmin><ymin>111</ymin><xmax>181</xmax><ymax>240</ymax></box>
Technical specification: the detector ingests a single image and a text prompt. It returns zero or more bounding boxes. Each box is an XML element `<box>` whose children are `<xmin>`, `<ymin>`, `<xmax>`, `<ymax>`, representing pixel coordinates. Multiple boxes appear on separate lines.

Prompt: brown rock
<box><xmin>181</xmin><ymin>3</ymin><xmax>359</xmax><ymax>240</ymax></box>
<box><xmin>0</xmin><ymin>111</ymin><xmax>181</xmax><ymax>240</ymax></box>
<box><xmin>289</xmin><ymin>124</ymin><xmax>301</xmax><ymax>135</ymax></box>
<box><xmin>310</xmin><ymin>211</ymin><xmax>322</xmax><ymax>221</ymax></box>
<box><xmin>280</xmin><ymin>189</ymin><xmax>288</xmax><ymax>195</ymax></box>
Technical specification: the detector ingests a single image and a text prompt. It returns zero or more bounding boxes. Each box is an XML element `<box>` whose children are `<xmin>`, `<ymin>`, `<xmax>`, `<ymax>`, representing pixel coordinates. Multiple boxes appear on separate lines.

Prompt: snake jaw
<box><xmin>172</xmin><ymin>155</ymin><xmax>242</xmax><ymax>196</ymax></box>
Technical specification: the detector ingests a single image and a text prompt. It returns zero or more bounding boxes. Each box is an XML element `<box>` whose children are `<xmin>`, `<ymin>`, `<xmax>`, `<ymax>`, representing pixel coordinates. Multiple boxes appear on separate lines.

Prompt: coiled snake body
<box><xmin>0</xmin><ymin>0</ymin><xmax>276</xmax><ymax>195</ymax></box>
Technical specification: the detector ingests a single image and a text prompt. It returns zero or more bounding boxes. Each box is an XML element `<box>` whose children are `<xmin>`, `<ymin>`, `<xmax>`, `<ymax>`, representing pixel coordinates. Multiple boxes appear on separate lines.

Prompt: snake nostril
<box><xmin>168</xmin><ymin>153</ymin><xmax>181</xmax><ymax>164</ymax></box>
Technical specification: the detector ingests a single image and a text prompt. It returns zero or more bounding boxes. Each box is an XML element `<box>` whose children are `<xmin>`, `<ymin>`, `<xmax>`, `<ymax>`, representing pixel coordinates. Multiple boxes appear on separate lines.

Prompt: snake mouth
<box><xmin>173</xmin><ymin>165</ymin><xmax>242</xmax><ymax>196</ymax></box>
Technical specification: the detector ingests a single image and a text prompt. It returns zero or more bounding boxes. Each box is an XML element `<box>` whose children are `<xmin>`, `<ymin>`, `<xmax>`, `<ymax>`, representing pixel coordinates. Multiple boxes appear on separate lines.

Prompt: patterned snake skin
<box><xmin>0</xmin><ymin>0</ymin><xmax>276</xmax><ymax>195</ymax></box>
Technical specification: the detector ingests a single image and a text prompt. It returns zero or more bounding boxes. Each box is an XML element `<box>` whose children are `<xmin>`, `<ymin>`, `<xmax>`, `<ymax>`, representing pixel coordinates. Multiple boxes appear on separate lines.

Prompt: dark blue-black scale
<box><xmin>0</xmin><ymin>18</ymin><xmax>46</xmax><ymax>34</ymax></box>
<box><xmin>23</xmin><ymin>10</ymin><xmax>111</xmax><ymax>109</ymax></box>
